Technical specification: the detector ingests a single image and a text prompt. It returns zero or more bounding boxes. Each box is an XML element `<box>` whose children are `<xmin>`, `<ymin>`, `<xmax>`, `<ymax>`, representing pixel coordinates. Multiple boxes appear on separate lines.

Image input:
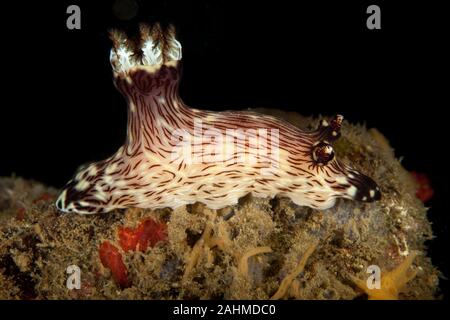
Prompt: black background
<box><xmin>1</xmin><ymin>0</ymin><xmax>448</xmax><ymax>298</ymax></box>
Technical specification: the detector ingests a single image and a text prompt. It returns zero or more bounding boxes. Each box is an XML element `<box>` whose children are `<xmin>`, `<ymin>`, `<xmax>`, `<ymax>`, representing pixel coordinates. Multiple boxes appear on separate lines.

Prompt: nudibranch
<box><xmin>56</xmin><ymin>24</ymin><xmax>381</xmax><ymax>214</ymax></box>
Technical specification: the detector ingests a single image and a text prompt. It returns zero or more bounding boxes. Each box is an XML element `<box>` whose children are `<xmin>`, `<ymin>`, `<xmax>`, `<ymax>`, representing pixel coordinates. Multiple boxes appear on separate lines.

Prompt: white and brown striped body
<box><xmin>56</xmin><ymin>25</ymin><xmax>380</xmax><ymax>214</ymax></box>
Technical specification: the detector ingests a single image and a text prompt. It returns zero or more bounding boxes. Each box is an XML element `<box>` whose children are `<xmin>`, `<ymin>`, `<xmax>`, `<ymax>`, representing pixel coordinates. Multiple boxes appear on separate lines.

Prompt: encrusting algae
<box><xmin>0</xmin><ymin>111</ymin><xmax>441</xmax><ymax>299</ymax></box>
<box><xmin>270</xmin><ymin>241</ymin><xmax>318</xmax><ymax>300</ymax></box>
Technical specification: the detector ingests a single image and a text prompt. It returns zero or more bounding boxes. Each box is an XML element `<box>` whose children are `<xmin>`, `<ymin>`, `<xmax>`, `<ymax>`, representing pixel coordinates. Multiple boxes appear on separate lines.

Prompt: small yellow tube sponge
<box><xmin>270</xmin><ymin>241</ymin><xmax>318</xmax><ymax>300</ymax></box>
<box><xmin>238</xmin><ymin>247</ymin><xmax>273</xmax><ymax>278</ymax></box>
<box><xmin>350</xmin><ymin>252</ymin><xmax>418</xmax><ymax>300</ymax></box>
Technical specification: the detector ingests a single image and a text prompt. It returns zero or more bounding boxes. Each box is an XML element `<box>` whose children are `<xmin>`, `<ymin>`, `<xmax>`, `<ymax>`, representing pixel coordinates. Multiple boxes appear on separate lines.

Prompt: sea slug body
<box><xmin>56</xmin><ymin>24</ymin><xmax>381</xmax><ymax>214</ymax></box>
